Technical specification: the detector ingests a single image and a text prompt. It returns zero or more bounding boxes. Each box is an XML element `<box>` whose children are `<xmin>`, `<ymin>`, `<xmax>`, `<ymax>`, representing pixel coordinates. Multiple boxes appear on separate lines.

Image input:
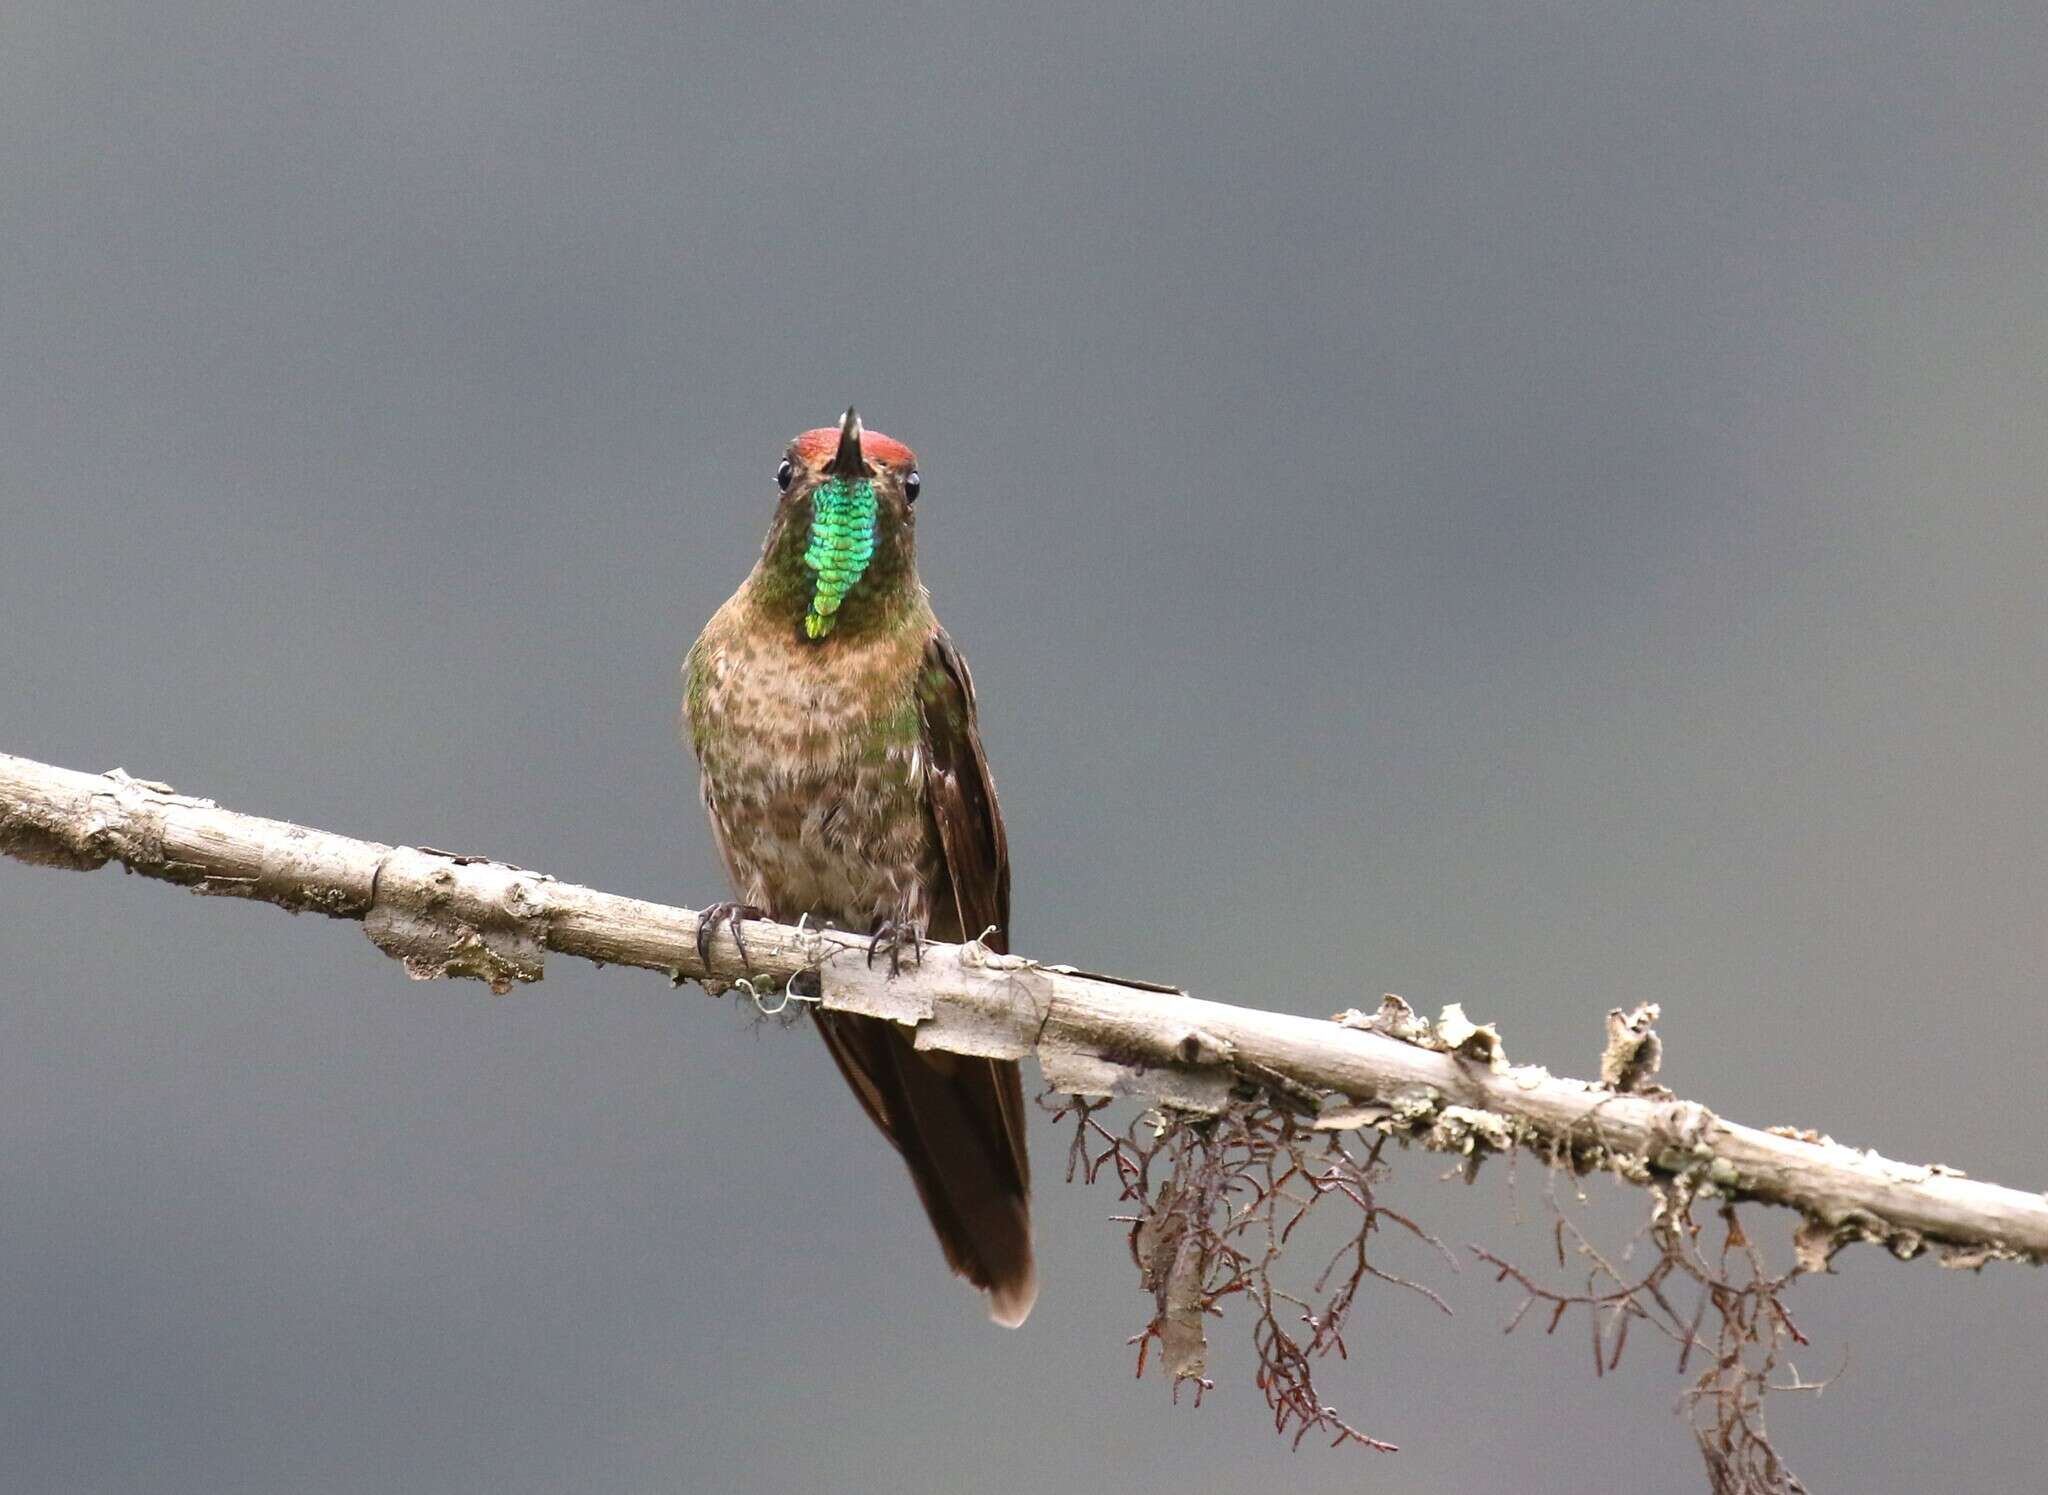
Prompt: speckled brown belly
<box><xmin>686</xmin><ymin>598</ymin><xmax>939</xmax><ymax>933</ymax></box>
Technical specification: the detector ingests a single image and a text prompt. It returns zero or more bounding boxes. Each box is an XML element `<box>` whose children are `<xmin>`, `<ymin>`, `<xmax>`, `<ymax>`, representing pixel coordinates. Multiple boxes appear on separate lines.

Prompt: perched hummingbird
<box><xmin>681</xmin><ymin>408</ymin><xmax>1035</xmax><ymax>1326</ymax></box>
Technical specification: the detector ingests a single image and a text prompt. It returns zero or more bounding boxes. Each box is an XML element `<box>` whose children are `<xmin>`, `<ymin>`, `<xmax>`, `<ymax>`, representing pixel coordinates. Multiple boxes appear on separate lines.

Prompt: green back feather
<box><xmin>802</xmin><ymin>476</ymin><xmax>878</xmax><ymax>638</ymax></box>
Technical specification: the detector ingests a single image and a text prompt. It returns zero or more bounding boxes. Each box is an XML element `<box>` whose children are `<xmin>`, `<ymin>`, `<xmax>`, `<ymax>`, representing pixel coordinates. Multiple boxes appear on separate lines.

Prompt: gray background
<box><xmin>3</xmin><ymin>3</ymin><xmax>2044</xmax><ymax>1491</ymax></box>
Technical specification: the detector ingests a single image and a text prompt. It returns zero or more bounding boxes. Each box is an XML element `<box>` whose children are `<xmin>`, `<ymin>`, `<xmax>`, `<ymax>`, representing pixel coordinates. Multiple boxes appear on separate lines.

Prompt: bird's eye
<box><xmin>776</xmin><ymin>459</ymin><xmax>794</xmax><ymax>492</ymax></box>
<box><xmin>904</xmin><ymin>468</ymin><xmax>921</xmax><ymax>503</ymax></box>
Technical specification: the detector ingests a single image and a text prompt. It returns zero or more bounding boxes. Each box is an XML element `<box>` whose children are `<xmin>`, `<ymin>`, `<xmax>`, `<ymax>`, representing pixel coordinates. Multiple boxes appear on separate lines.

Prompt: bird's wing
<box><xmin>916</xmin><ymin>626</ymin><xmax>1011</xmax><ymax>956</ymax></box>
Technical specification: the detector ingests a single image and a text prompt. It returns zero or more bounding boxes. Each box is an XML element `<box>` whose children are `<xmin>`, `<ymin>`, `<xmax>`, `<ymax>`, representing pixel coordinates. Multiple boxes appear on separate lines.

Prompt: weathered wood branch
<box><xmin>3</xmin><ymin>749</ymin><xmax>2043</xmax><ymax>1268</ymax></box>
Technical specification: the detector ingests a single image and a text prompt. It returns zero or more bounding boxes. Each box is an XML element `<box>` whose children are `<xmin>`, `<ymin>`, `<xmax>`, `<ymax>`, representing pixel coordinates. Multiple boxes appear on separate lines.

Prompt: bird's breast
<box><xmin>687</xmin><ymin>615</ymin><xmax>936</xmax><ymax>926</ymax></box>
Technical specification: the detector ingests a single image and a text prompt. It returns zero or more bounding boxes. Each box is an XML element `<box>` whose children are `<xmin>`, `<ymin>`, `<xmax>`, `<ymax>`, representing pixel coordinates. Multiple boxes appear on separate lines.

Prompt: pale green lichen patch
<box><xmin>1333</xmin><ymin>993</ymin><xmax>1433</xmax><ymax>1045</ymax></box>
<box><xmin>1314</xmin><ymin>1085</ymin><xmax>1447</xmax><ymax>1134</ymax></box>
<box><xmin>1431</xmin><ymin>1104</ymin><xmax>1518</xmax><ymax>1155</ymax></box>
<box><xmin>1434</xmin><ymin>1002</ymin><xmax>1508</xmax><ymax>1069</ymax></box>
<box><xmin>1601</xmin><ymin>1002</ymin><xmax>1665</xmax><ymax>1093</ymax></box>
<box><xmin>1332</xmin><ymin>993</ymin><xmax>1507</xmax><ymax>1068</ymax></box>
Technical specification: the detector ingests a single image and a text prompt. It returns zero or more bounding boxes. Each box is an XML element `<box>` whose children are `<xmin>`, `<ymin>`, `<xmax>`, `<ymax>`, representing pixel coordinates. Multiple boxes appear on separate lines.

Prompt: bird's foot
<box><xmin>696</xmin><ymin>901</ymin><xmax>768</xmax><ymax>968</ymax></box>
<box><xmin>866</xmin><ymin>918</ymin><xmax>926</xmax><ymax>976</ymax></box>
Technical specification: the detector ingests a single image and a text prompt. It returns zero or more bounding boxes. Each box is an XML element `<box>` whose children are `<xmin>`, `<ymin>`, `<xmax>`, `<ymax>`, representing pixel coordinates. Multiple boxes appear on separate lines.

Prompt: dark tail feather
<box><xmin>814</xmin><ymin>1010</ymin><xmax>1037</xmax><ymax>1326</ymax></box>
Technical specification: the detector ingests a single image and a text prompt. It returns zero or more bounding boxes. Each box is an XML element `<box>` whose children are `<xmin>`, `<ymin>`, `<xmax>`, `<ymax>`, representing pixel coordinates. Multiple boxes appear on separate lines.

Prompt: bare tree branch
<box><xmin>4</xmin><ymin>749</ymin><xmax>2044</xmax><ymax>1270</ymax></box>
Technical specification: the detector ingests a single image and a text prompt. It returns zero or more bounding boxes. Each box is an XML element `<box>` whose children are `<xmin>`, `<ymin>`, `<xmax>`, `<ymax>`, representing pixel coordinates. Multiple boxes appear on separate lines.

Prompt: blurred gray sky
<box><xmin>3</xmin><ymin>3</ymin><xmax>2045</xmax><ymax>1491</ymax></box>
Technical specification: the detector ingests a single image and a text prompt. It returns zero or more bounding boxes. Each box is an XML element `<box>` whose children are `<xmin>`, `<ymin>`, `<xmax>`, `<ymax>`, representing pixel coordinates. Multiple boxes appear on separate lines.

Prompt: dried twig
<box><xmin>2</xmin><ymin>753</ymin><xmax>2038</xmax><ymax>1272</ymax></box>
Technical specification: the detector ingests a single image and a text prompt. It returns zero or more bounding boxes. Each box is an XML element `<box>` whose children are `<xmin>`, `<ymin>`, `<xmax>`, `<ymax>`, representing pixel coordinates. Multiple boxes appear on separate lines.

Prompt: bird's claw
<box><xmin>866</xmin><ymin>918</ymin><xmax>926</xmax><ymax>976</ymax></box>
<box><xmin>697</xmin><ymin>901</ymin><xmax>768</xmax><ymax>968</ymax></box>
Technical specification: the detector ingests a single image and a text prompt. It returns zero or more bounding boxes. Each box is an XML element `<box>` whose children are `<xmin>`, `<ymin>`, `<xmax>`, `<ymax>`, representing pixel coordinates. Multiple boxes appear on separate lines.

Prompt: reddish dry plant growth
<box><xmin>1053</xmin><ymin>1094</ymin><xmax>1824</xmax><ymax>1494</ymax></box>
<box><xmin>1045</xmin><ymin>1093</ymin><xmax>1453</xmax><ymax>1452</ymax></box>
<box><xmin>1474</xmin><ymin>1177</ymin><xmax>1823</xmax><ymax>1495</ymax></box>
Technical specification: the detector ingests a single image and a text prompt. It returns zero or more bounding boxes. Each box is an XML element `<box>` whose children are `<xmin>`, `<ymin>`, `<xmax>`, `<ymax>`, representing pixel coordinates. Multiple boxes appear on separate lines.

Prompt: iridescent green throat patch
<box><xmin>801</xmin><ymin>476</ymin><xmax>877</xmax><ymax>638</ymax></box>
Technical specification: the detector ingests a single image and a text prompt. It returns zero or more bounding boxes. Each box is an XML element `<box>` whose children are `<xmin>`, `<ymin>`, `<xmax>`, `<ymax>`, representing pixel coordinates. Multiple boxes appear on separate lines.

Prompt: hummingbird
<box><xmin>681</xmin><ymin>408</ymin><xmax>1035</xmax><ymax>1326</ymax></box>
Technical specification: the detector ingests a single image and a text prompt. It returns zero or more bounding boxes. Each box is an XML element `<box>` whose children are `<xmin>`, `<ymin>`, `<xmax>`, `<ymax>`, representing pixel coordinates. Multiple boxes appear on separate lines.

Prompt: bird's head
<box><xmin>761</xmin><ymin>407</ymin><xmax>923</xmax><ymax>641</ymax></box>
